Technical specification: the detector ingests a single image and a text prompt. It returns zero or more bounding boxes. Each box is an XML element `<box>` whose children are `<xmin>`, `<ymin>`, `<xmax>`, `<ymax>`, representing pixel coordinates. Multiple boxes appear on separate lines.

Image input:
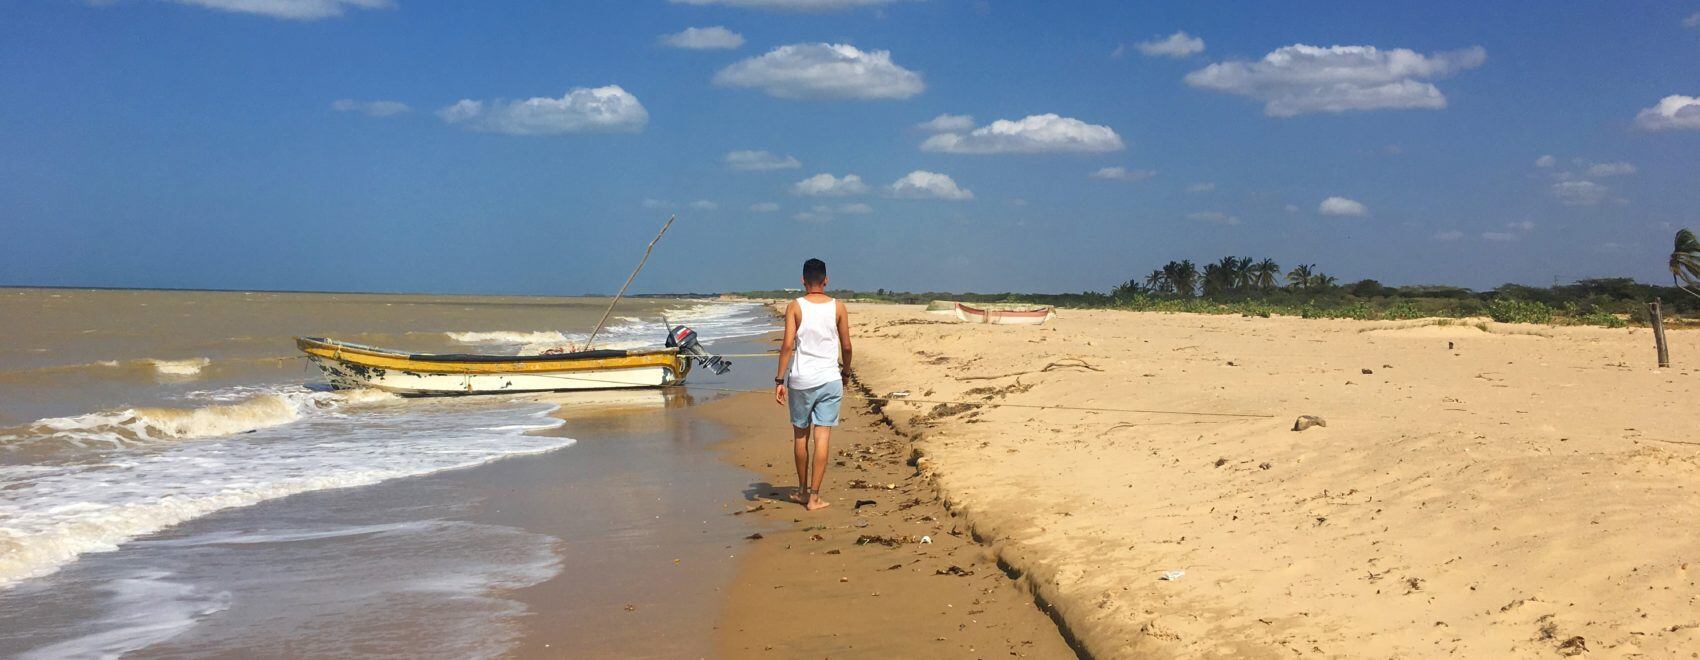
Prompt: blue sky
<box><xmin>2</xmin><ymin>0</ymin><xmax>1697</xmax><ymax>295</ymax></box>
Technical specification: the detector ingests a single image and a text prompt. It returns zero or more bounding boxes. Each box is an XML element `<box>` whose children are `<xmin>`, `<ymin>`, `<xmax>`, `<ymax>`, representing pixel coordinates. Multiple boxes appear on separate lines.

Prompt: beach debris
<box><xmin>936</xmin><ymin>565</ymin><xmax>976</xmax><ymax>577</ymax></box>
<box><xmin>745</xmin><ymin>533</ymin><xmax>764</xmax><ymax>540</ymax></box>
<box><xmin>1361</xmin><ymin>368</ymin><xmax>1374</xmax><ymax>374</ymax></box>
<box><xmin>733</xmin><ymin>504</ymin><xmax>766</xmax><ymax>516</ymax></box>
<box><xmin>624</xmin><ymin>603</ymin><xmax>637</xmax><ymax>612</ymax></box>
<box><xmin>1213</xmin><ymin>457</ymin><xmax>1227</xmax><ymax>468</ymax></box>
<box><xmin>1159</xmin><ymin>570</ymin><xmax>1186</xmax><ymax>581</ymax></box>
<box><xmin>920</xmin><ymin>535</ymin><xmax>933</xmax><ymax>544</ymax></box>
<box><xmin>925</xmin><ymin>402</ymin><xmax>980</xmax><ymax>419</ymax></box>
<box><xmin>1292</xmin><ymin>415</ymin><xmax>1327</xmax><ymax>432</ymax></box>
<box><xmin>848</xmin><ymin>479</ymin><xmax>873</xmax><ymax>489</ymax></box>
<box><xmin>1556</xmin><ymin>636</ymin><xmax>1587</xmax><ymax>656</ymax></box>
<box><xmin>827</xmin><ymin>549</ymin><xmax>841</xmax><ymax>555</ymax></box>
<box><xmin>856</xmin><ymin>534</ymin><xmax>906</xmax><ymax>547</ymax></box>
<box><xmin>810</xmin><ymin>534</ymin><xmax>825</xmax><ymax>541</ymax></box>
<box><xmin>854</xmin><ymin>519</ymin><xmax>869</xmax><ymax>528</ymax></box>
<box><xmin>888</xmin><ymin>564</ymin><xmax>905</xmax><ymax>571</ymax></box>
<box><xmin>888</xmin><ymin>390</ymin><xmax>911</xmax><ymax>399</ymax></box>
<box><xmin>1448</xmin><ymin>341</ymin><xmax>1455</xmax><ymax>350</ymax></box>
<box><xmin>840</xmin><ymin>576</ymin><xmax>849</xmax><ymax>583</ymax></box>
<box><xmin>1258</xmin><ymin>462</ymin><xmax>1272</xmax><ymax>470</ymax></box>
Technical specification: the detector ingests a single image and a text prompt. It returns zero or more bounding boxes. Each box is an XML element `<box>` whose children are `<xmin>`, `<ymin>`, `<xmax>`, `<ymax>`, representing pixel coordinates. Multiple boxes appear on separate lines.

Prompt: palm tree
<box><xmin>1202</xmin><ymin>260</ymin><xmax>1231</xmax><ymax>296</ymax></box>
<box><xmin>1233</xmin><ymin>257</ymin><xmax>1255</xmax><ymax>291</ymax></box>
<box><xmin>1144</xmin><ymin>269</ymin><xmax>1169</xmax><ymax>295</ymax></box>
<box><xmin>1311</xmin><ymin>273</ymin><xmax>1338</xmax><ymax>290</ymax></box>
<box><xmin>1163</xmin><ymin>260</ymin><xmax>1199</xmax><ymax>298</ymax></box>
<box><xmin>1673</xmin><ymin>229</ymin><xmax>1700</xmax><ymax>300</ymax></box>
<box><xmin>1286</xmin><ymin>264</ymin><xmax>1315</xmax><ymax>291</ymax></box>
<box><xmin>1252</xmin><ymin>259</ymin><xmax>1280</xmax><ymax>291</ymax></box>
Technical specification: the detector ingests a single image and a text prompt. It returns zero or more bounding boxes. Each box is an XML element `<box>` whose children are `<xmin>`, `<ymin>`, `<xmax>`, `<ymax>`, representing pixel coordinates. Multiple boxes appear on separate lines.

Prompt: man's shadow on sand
<box><xmin>742</xmin><ymin>481</ymin><xmax>804</xmax><ymax>504</ymax></box>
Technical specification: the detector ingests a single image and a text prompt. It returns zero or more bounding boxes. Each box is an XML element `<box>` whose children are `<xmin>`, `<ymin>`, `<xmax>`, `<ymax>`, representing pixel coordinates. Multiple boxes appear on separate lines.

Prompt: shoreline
<box><xmin>702</xmin><ymin>387</ymin><xmax>1079</xmax><ymax>657</ymax></box>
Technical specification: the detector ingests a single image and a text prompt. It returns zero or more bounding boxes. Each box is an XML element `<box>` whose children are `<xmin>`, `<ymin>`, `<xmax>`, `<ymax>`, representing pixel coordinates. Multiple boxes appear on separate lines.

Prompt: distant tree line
<box><xmin>736</xmin><ymin>231</ymin><xmax>1700</xmax><ymax>327</ymax></box>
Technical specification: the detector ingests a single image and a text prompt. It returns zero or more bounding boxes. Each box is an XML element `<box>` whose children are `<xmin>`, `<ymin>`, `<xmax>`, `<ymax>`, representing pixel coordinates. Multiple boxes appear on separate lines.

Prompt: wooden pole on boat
<box><xmin>585</xmin><ymin>214</ymin><xmax>676</xmax><ymax>350</ymax></box>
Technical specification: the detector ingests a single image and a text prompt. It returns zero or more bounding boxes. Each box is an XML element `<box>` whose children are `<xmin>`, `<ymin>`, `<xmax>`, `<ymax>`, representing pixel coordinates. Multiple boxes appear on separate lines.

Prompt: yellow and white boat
<box><xmin>296</xmin><ymin>327</ymin><xmax>727</xmax><ymax>396</ymax></box>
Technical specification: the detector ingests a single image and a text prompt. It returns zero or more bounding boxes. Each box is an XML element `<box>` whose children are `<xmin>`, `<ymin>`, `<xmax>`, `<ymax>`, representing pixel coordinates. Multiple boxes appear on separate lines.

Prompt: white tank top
<box><xmin>787</xmin><ymin>297</ymin><xmax>841</xmax><ymax>390</ymax></box>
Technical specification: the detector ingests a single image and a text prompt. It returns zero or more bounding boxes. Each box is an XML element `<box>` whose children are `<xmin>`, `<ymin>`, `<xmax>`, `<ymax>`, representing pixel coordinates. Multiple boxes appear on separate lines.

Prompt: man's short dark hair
<box><xmin>802</xmin><ymin>258</ymin><xmax>827</xmax><ymax>285</ymax></box>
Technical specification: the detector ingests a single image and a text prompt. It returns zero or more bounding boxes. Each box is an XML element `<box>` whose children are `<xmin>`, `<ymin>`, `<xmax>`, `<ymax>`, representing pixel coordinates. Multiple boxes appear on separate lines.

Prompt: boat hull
<box><xmin>953</xmin><ymin>303</ymin><xmax>1055</xmax><ymax>326</ymax></box>
<box><xmin>296</xmin><ymin>337</ymin><xmax>689</xmax><ymax>396</ymax></box>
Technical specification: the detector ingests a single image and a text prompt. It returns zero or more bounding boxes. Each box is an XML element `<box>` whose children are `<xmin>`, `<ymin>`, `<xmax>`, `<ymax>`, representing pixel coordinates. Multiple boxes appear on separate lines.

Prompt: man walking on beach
<box><xmin>774</xmin><ymin>258</ymin><xmax>851</xmax><ymax>511</ymax></box>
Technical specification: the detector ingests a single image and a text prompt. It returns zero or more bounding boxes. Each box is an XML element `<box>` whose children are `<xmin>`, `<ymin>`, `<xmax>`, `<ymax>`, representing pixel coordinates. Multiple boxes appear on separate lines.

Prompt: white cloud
<box><xmin>916</xmin><ymin>113</ymin><xmax>975</xmax><ymax>132</ymax></box>
<box><xmin>1187</xmin><ymin>211</ymin><xmax>1239</xmax><ymax>225</ymax></box>
<box><xmin>750</xmin><ymin>202</ymin><xmax>780</xmax><ymax>212</ymax></box>
<box><xmin>1318</xmin><ymin>196</ymin><xmax>1369</xmax><ymax>217</ymax></box>
<box><xmin>714</xmin><ymin>43</ymin><xmax>923</xmax><ymax>100</ymax></box>
<box><xmin>1633</xmin><ymin>95</ymin><xmax>1700</xmax><ymax>131</ymax></box>
<box><xmin>1685</xmin><ymin>12</ymin><xmax>1700</xmax><ymax>28</ymax></box>
<box><xmin>887</xmin><ymin>170</ymin><xmax>973</xmax><ymax>200</ymax></box>
<box><xmin>659</xmin><ymin>26</ymin><xmax>745</xmax><ymax>50</ymax></box>
<box><xmin>724</xmin><ymin>149</ymin><xmax>802</xmax><ymax>171</ymax></box>
<box><xmin>1482</xmin><ymin>223</ymin><xmax>1533</xmax><ymax>242</ymax></box>
<box><xmin>330</xmin><ymin>98</ymin><xmax>410</xmax><ymax>117</ymax></box>
<box><xmin>688</xmin><ymin>200</ymin><xmax>719</xmax><ymax>211</ymax></box>
<box><xmin>163</xmin><ymin>0</ymin><xmax>391</xmax><ymax>20</ymax></box>
<box><xmin>1090</xmin><ymin>166</ymin><xmax>1156</xmax><ymax>182</ymax></box>
<box><xmin>671</xmin><ymin>0</ymin><xmax>899</xmax><ymax>10</ymax></box>
<box><xmin>1534</xmin><ymin>154</ymin><xmax>1556</xmax><ymax>168</ymax></box>
<box><xmin>1135</xmin><ymin>31</ymin><xmax>1205</xmax><ymax>58</ymax></box>
<box><xmin>793</xmin><ymin>208</ymin><xmax>831</xmax><ymax>223</ymax></box>
<box><xmin>1433</xmin><ymin>230</ymin><xmax>1464</xmax><ymax>241</ymax></box>
<box><xmin>1185</xmin><ymin>44</ymin><xmax>1486</xmax><ymax>117</ymax></box>
<box><xmin>1587</xmin><ymin>161</ymin><xmax>1636</xmax><ymax>177</ymax></box>
<box><xmin>920</xmin><ymin>113</ymin><xmax>1124</xmax><ymax>154</ymax></box>
<box><xmin>792</xmin><ymin>204</ymin><xmax>872</xmax><ymax>223</ymax></box>
<box><xmin>1187</xmin><ymin>181</ymin><xmax>1216</xmax><ymax>193</ymax></box>
<box><xmin>1550</xmin><ymin>180</ymin><xmax>1611</xmax><ymax>206</ymax></box>
<box><xmin>793</xmin><ymin>173</ymin><xmax>869</xmax><ymax>196</ymax></box>
<box><xmin>438</xmin><ymin>86</ymin><xmax>648</xmax><ymax>135</ymax></box>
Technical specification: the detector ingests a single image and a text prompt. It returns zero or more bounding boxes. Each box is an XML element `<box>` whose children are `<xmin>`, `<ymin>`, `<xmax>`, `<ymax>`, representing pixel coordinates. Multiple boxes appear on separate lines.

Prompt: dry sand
<box><xmin>838</xmin><ymin>304</ymin><xmax>1699</xmax><ymax>658</ymax></box>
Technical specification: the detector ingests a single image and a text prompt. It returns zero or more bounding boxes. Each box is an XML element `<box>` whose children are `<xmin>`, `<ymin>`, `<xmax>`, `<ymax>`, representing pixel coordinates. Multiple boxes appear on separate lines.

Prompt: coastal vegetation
<box><xmin>740</xmin><ymin>230</ymin><xmax>1700</xmax><ymax>327</ymax></box>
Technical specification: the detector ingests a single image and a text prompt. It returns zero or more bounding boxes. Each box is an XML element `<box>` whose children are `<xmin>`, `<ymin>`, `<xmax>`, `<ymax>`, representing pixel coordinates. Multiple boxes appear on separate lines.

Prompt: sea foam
<box><xmin>0</xmin><ymin>394</ymin><xmax>569</xmax><ymax>588</ymax></box>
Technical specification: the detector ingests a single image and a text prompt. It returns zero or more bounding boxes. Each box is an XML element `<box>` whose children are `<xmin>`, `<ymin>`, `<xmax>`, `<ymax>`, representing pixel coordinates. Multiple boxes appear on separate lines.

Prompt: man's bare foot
<box><xmin>789</xmin><ymin>487</ymin><xmax>807</xmax><ymax>504</ymax></box>
<box><xmin>805</xmin><ymin>495</ymin><xmax>831</xmax><ymax>511</ymax></box>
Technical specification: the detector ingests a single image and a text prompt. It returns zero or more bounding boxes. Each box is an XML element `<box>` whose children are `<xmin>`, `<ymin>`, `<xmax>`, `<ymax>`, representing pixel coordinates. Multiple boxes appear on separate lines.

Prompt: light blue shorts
<box><xmin>788</xmin><ymin>380</ymin><xmax>843</xmax><ymax>429</ymax></box>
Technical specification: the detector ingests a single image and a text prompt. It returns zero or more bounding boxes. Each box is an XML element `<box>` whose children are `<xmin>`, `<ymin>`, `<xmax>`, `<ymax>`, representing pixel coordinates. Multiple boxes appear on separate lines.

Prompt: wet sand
<box><xmin>704</xmin><ymin>388</ymin><xmax>1078</xmax><ymax>658</ymax></box>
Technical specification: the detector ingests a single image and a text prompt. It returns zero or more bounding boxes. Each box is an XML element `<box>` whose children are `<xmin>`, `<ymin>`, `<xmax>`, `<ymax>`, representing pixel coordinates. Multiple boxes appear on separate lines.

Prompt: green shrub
<box><xmin>1485</xmin><ymin>298</ymin><xmax>1556</xmax><ymax>324</ymax></box>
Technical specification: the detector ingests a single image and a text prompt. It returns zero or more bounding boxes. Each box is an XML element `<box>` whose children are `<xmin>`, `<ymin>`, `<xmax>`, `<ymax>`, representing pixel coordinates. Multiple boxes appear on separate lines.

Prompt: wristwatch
<box><xmin>774</xmin><ymin>377</ymin><xmax>785</xmax><ymax>384</ymax></box>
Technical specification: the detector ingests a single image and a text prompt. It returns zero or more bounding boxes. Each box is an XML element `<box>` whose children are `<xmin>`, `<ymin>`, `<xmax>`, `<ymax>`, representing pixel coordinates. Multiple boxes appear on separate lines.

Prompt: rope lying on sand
<box><xmin>522</xmin><ymin>371</ymin><xmax>1276</xmax><ymax>420</ymax></box>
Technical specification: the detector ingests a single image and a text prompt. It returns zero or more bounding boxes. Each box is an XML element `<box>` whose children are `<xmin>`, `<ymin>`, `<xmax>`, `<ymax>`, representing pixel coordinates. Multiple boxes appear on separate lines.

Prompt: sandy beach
<box><xmin>832</xmin><ymin>303</ymin><xmax>1699</xmax><ymax>658</ymax></box>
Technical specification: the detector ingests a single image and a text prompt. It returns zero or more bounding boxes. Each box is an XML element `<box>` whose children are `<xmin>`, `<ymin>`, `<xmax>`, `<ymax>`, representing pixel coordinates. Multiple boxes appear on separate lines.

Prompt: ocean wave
<box><xmin>1</xmin><ymin>389</ymin><xmax>401</xmax><ymax>450</ymax></box>
<box><xmin>0</xmin><ymin>356</ymin><xmax>218</xmax><ymax>382</ymax></box>
<box><xmin>0</xmin><ymin>401</ymin><xmax>569</xmax><ymax>588</ymax></box>
<box><xmin>145</xmin><ymin>358</ymin><xmax>209</xmax><ymax>377</ymax></box>
<box><xmin>443</xmin><ymin>302</ymin><xmax>772</xmax><ymax>356</ymax></box>
<box><xmin>444</xmin><ymin>330</ymin><xmax>572</xmax><ymax>345</ymax></box>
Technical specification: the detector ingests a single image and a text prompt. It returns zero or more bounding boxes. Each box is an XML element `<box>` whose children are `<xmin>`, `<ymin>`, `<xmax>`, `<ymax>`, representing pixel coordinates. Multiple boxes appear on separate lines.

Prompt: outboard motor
<box><xmin>666</xmin><ymin>325</ymin><xmax>730</xmax><ymax>375</ymax></box>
